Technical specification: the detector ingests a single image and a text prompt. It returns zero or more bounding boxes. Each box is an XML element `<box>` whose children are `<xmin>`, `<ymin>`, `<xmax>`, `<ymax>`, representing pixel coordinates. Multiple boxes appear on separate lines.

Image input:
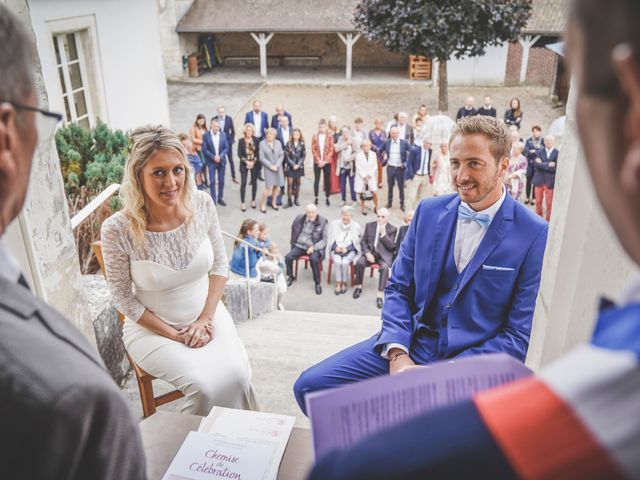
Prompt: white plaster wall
<box><xmin>447</xmin><ymin>43</ymin><xmax>509</xmax><ymax>85</ymax></box>
<box><xmin>526</xmin><ymin>80</ymin><xmax>636</xmax><ymax>371</ymax></box>
<box><xmin>28</xmin><ymin>0</ymin><xmax>170</xmax><ymax>130</ymax></box>
<box><xmin>157</xmin><ymin>0</ymin><xmax>194</xmax><ymax>80</ymax></box>
<box><xmin>4</xmin><ymin>0</ymin><xmax>94</xmax><ymax>344</ymax></box>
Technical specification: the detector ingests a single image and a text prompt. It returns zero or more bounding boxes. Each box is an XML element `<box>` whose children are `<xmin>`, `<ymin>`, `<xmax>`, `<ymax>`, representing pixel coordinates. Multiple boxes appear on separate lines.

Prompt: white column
<box><xmin>526</xmin><ymin>79</ymin><xmax>636</xmax><ymax>371</ymax></box>
<box><xmin>250</xmin><ymin>32</ymin><xmax>274</xmax><ymax>78</ymax></box>
<box><xmin>518</xmin><ymin>34</ymin><xmax>541</xmax><ymax>84</ymax></box>
<box><xmin>337</xmin><ymin>32</ymin><xmax>361</xmax><ymax>80</ymax></box>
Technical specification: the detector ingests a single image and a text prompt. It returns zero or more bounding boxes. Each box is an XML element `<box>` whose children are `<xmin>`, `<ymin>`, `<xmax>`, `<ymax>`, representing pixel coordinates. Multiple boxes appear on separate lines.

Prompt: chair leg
<box><xmin>139</xmin><ymin>378</ymin><xmax>157</xmax><ymax>418</ymax></box>
<box><xmin>294</xmin><ymin>259</ymin><xmax>299</xmax><ymax>279</ymax></box>
<box><xmin>327</xmin><ymin>259</ymin><xmax>333</xmax><ymax>285</ymax></box>
<box><xmin>351</xmin><ymin>264</ymin><xmax>356</xmax><ymax>286</ymax></box>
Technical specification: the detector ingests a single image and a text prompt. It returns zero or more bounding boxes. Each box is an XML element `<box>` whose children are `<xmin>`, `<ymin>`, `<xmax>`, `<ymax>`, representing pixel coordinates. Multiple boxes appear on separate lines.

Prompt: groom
<box><xmin>294</xmin><ymin>116</ymin><xmax>548</xmax><ymax>413</ymax></box>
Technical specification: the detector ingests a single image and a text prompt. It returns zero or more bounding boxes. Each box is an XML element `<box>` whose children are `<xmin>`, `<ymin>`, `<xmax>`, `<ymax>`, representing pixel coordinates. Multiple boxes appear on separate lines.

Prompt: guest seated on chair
<box><xmin>328</xmin><ymin>206</ymin><xmax>362</xmax><ymax>295</ymax></box>
<box><xmin>229</xmin><ymin>219</ymin><xmax>263</xmax><ymax>280</ymax></box>
<box><xmin>352</xmin><ymin>208</ymin><xmax>397</xmax><ymax>309</ymax></box>
<box><xmin>285</xmin><ymin>204</ymin><xmax>328</xmax><ymax>295</ymax></box>
<box><xmin>101</xmin><ymin>125</ymin><xmax>258</xmax><ymax>416</ymax></box>
<box><xmin>394</xmin><ymin>209</ymin><xmax>414</xmax><ymax>260</ymax></box>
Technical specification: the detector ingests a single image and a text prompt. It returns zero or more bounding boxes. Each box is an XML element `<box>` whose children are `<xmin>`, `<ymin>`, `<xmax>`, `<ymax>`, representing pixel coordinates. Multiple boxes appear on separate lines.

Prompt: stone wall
<box><xmin>505</xmin><ymin>40</ymin><xmax>556</xmax><ymax>87</ymax></box>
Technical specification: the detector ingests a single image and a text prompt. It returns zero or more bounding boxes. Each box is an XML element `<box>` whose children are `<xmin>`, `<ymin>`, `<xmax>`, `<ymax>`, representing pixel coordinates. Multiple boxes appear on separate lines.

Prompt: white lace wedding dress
<box><xmin>101</xmin><ymin>191</ymin><xmax>258</xmax><ymax>415</ymax></box>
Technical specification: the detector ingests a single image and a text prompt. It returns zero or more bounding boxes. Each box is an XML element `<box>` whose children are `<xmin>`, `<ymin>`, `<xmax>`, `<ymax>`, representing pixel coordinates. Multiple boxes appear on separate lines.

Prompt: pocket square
<box><xmin>482</xmin><ymin>264</ymin><xmax>515</xmax><ymax>271</ymax></box>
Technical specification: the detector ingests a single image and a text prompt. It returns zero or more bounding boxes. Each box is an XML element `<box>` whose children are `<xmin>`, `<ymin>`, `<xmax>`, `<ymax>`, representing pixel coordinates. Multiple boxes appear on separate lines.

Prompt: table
<box><xmin>139</xmin><ymin>411</ymin><xmax>313</xmax><ymax>480</ymax></box>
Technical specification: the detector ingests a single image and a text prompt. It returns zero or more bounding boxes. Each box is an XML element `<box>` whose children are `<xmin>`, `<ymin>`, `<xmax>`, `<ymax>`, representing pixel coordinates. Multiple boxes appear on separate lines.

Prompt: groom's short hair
<box><xmin>449</xmin><ymin>116</ymin><xmax>511</xmax><ymax>164</ymax></box>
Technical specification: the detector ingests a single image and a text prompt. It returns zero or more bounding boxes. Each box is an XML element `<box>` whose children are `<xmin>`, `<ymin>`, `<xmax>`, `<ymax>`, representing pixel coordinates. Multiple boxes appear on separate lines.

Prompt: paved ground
<box><xmin>168</xmin><ymin>80</ymin><xmax>561</xmax><ymax>315</ymax></box>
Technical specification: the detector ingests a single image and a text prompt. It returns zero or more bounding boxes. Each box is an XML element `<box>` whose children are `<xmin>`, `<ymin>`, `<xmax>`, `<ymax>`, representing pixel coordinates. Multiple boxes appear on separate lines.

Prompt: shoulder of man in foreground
<box><xmin>0</xmin><ymin>280</ymin><xmax>146</xmax><ymax>479</ymax></box>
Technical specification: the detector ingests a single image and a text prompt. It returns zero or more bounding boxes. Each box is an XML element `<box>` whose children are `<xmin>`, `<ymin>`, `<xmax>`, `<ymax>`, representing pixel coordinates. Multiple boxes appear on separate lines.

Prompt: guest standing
<box><xmin>270</xmin><ymin>104</ymin><xmax>293</xmax><ymax>129</ymax></box>
<box><xmin>432</xmin><ymin>143</ymin><xmax>455</xmax><ymax>196</ymax></box>
<box><xmin>456</xmin><ymin>96</ymin><xmax>477</xmax><ymax>120</ymax></box>
<box><xmin>381</xmin><ymin>126</ymin><xmax>410</xmax><ymax>211</ymax></box>
<box><xmin>189</xmin><ymin>113</ymin><xmax>208</xmax><ymax>185</ymax></box>
<box><xmin>259</xmin><ymin>128</ymin><xmax>285</xmax><ymax>213</ymax></box>
<box><xmin>328</xmin><ymin>206</ymin><xmax>362</xmax><ymax>295</ymax></box>
<box><xmin>476</xmin><ymin>95</ymin><xmax>497</xmax><ymax>117</ymax></box>
<box><xmin>532</xmin><ymin>136</ymin><xmax>558</xmax><ymax>221</ymax></box>
<box><xmin>524</xmin><ymin>125</ymin><xmax>544</xmax><ymax>204</ymax></box>
<box><xmin>406</xmin><ymin>137</ymin><xmax>434</xmax><ymax>209</ymax></box>
<box><xmin>505</xmin><ymin>141</ymin><xmax>528</xmax><ymax>201</ymax></box>
<box><xmin>284</xmin><ymin>128</ymin><xmax>305</xmax><ymax>208</ymax></box>
<box><xmin>355</xmin><ymin>139</ymin><xmax>379</xmax><ymax>215</ymax></box>
<box><xmin>311</xmin><ymin>119</ymin><xmax>334</xmax><ymax>207</ymax></box>
<box><xmin>179</xmin><ymin>133</ymin><xmax>204</xmax><ymax>189</ymax></box>
<box><xmin>214</xmin><ymin>105</ymin><xmax>237</xmax><ymax>184</ymax></box>
<box><xmin>244</xmin><ymin>100</ymin><xmax>269</xmax><ymax>140</ymax></box>
<box><xmin>237</xmin><ymin>124</ymin><xmax>260</xmax><ymax>211</ymax></box>
<box><xmin>352</xmin><ymin>117</ymin><xmax>368</xmax><ymax>146</ymax></box>
<box><xmin>369</xmin><ymin>118</ymin><xmax>387</xmax><ymax>189</ymax></box>
<box><xmin>202</xmin><ymin>118</ymin><xmax>229</xmax><ymax>206</ymax></box>
<box><xmin>328</xmin><ymin>116</ymin><xmax>341</xmax><ymax>194</ymax></box>
<box><xmin>334</xmin><ymin>127</ymin><xmax>360</xmax><ymax>206</ymax></box>
<box><xmin>504</xmin><ymin>97</ymin><xmax>523</xmax><ymax>130</ymax></box>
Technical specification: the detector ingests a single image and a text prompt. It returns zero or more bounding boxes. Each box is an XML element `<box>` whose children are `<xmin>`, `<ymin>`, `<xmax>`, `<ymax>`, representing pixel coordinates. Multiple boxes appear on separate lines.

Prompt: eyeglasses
<box><xmin>2</xmin><ymin>101</ymin><xmax>63</xmax><ymax>142</ymax></box>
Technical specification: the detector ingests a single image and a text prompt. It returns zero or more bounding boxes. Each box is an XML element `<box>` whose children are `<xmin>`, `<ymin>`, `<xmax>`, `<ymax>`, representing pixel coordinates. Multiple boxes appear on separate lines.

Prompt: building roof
<box><xmin>522</xmin><ymin>0</ymin><xmax>568</xmax><ymax>35</ymax></box>
<box><xmin>176</xmin><ymin>0</ymin><xmax>360</xmax><ymax>33</ymax></box>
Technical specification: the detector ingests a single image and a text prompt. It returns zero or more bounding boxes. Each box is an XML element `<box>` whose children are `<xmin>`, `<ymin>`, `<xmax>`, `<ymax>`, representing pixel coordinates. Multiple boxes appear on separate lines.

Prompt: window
<box><xmin>53</xmin><ymin>32</ymin><xmax>93</xmax><ymax>129</ymax></box>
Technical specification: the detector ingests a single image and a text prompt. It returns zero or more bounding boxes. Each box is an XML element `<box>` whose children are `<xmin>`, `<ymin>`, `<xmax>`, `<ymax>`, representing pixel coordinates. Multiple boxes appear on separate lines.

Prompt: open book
<box><xmin>306</xmin><ymin>353</ymin><xmax>532</xmax><ymax>460</ymax></box>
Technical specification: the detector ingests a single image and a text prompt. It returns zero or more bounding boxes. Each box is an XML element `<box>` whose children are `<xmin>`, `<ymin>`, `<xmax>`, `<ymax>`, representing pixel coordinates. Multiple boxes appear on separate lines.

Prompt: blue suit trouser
<box><xmin>339</xmin><ymin>168</ymin><xmax>356</xmax><ymax>201</ymax></box>
<box><xmin>207</xmin><ymin>161</ymin><xmax>226</xmax><ymax>203</ymax></box>
<box><xmin>386</xmin><ymin>166</ymin><xmax>405</xmax><ymax>207</ymax></box>
<box><xmin>293</xmin><ymin>332</ymin><xmax>438</xmax><ymax>415</ymax></box>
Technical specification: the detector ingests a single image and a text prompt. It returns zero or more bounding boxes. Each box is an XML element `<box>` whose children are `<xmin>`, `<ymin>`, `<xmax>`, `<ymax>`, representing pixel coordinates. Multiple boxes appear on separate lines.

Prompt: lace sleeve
<box><xmin>100</xmin><ymin>215</ymin><xmax>146</xmax><ymax>322</ymax></box>
<box><xmin>201</xmin><ymin>192</ymin><xmax>229</xmax><ymax>277</ymax></box>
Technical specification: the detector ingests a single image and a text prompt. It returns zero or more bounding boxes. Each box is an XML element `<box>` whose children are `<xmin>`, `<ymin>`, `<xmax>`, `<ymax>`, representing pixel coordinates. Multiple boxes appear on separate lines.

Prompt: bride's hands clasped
<box><xmin>175</xmin><ymin>318</ymin><xmax>214</xmax><ymax>348</ymax></box>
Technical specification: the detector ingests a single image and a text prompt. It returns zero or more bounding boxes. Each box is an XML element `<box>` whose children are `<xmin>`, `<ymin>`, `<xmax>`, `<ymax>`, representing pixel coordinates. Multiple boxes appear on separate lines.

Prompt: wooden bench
<box><xmin>282</xmin><ymin>55</ymin><xmax>321</xmax><ymax>67</ymax></box>
<box><xmin>224</xmin><ymin>56</ymin><xmax>284</xmax><ymax>67</ymax></box>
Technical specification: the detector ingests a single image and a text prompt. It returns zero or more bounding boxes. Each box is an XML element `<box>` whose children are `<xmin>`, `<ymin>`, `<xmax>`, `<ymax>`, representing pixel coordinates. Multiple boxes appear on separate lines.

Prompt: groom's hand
<box><xmin>389</xmin><ymin>349</ymin><xmax>415</xmax><ymax>375</ymax></box>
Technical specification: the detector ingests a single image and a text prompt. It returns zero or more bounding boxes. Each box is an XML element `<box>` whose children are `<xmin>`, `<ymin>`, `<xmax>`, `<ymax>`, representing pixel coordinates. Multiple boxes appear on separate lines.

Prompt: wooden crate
<box><xmin>409</xmin><ymin>55</ymin><xmax>432</xmax><ymax>80</ymax></box>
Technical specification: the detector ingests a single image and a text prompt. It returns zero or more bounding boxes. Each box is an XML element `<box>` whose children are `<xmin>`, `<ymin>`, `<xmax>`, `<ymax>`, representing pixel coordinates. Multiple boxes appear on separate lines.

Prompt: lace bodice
<box><xmin>101</xmin><ymin>191</ymin><xmax>228</xmax><ymax>322</ymax></box>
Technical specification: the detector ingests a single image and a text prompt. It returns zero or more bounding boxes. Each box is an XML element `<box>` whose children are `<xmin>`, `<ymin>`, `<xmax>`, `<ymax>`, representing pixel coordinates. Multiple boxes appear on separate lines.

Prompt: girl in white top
<box><xmin>101</xmin><ymin>125</ymin><xmax>258</xmax><ymax>415</ymax></box>
<box><xmin>355</xmin><ymin>139</ymin><xmax>379</xmax><ymax>214</ymax></box>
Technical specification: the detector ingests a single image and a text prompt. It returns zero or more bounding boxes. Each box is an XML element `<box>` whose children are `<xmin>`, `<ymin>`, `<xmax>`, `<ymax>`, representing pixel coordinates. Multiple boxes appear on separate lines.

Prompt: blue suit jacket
<box><xmin>244</xmin><ymin>111</ymin><xmax>269</xmax><ymax>139</ymax></box>
<box><xmin>202</xmin><ymin>131</ymin><xmax>229</xmax><ymax>165</ymax></box>
<box><xmin>381</xmin><ymin>139</ymin><xmax>410</xmax><ymax>167</ymax></box>
<box><xmin>532</xmin><ymin>147</ymin><xmax>559</xmax><ymax>189</ymax></box>
<box><xmin>406</xmin><ymin>145</ymin><xmax>433</xmax><ymax>180</ymax></box>
<box><xmin>271</xmin><ymin>111</ymin><xmax>292</xmax><ymax>129</ymax></box>
<box><xmin>376</xmin><ymin>193</ymin><xmax>548</xmax><ymax>361</ymax></box>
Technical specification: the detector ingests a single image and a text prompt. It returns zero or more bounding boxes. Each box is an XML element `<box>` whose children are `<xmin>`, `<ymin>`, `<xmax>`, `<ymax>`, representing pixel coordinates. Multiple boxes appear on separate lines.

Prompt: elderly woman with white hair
<box><xmin>327</xmin><ymin>206</ymin><xmax>362</xmax><ymax>295</ymax></box>
<box><xmin>355</xmin><ymin>138</ymin><xmax>379</xmax><ymax>214</ymax></box>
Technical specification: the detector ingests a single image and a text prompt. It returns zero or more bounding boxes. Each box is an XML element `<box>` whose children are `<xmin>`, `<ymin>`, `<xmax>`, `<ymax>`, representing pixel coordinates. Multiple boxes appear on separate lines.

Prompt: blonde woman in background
<box><xmin>101</xmin><ymin>125</ymin><xmax>258</xmax><ymax>415</ymax></box>
<box><xmin>432</xmin><ymin>143</ymin><xmax>455</xmax><ymax>196</ymax></box>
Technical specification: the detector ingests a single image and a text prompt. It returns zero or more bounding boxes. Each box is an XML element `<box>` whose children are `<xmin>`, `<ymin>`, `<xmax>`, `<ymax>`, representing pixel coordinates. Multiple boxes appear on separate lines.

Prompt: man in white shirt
<box><xmin>0</xmin><ymin>5</ymin><xmax>146</xmax><ymax>478</ymax></box>
<box><xmin>294</xmin><ymin>116</ymin><xmax>548</xmax><ymax>414</ymax></box>
<box><xmin>381</xmin><ymin>127</ymin><xmax>411</xmax><ymax>211</ymax></box>
<box><xmin>406</xmin><ymin>137</ymin><xmax>435</xmax><ymax>208</ymax></box>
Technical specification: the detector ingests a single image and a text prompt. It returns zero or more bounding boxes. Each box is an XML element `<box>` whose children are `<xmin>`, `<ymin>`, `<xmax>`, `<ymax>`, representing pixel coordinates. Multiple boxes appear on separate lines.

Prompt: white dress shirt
<box><xmin>0</xmin><ymin>238</ymin><xmax>22</xmax><ymax>284</ymax></box>
<box><xmin>388</xmin><ymin>140</ymin><xmax>402</xmax><ymax>167</ymax></box>
<box><xmin>253</xmin><ymin>112</ymin><xmax>262</xmax><ymax>137</ymax></box>
<box><xmin>281</xmin><ymin>127</ymin><xmax>290</xmax><ymax>143</ymax></box>
<box><xmin>418</xmin><ymin>148</ymin><xmax>430</xmax><ymax>175</ymax></box>
<box><xmin>545</xmin><ymin>148</ymin><xmax>554</xmax><ymax>159</ymax></box>
<box><xmin>211</xmin><ymin>132</ymin><xmax>220</xmax><ymax>156</ymax></box>
<box><xmin>318</xmin><ymin>133</ymin><xmax>326</xmax><ymax>161</ymax></box>
<box><xmin>383</xmin><ymin>188</ymin><xmax>507</xmax><ymax>358</ymax></box>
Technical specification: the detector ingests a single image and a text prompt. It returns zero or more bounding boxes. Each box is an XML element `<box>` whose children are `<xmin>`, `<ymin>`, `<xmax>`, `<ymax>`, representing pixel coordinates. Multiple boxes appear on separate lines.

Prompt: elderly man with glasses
<box><xmin>0</xmin><ymin>5</ymin><xmax>146</xmax><ymax>479</ymax></box>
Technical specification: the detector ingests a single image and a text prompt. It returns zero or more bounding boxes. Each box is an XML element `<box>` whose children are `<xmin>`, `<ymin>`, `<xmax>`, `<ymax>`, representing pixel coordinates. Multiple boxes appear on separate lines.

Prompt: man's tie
<box><xmin>458</xmin><ymin>204</ymin><xmax>491</xmax><ymax>229</ymax></box>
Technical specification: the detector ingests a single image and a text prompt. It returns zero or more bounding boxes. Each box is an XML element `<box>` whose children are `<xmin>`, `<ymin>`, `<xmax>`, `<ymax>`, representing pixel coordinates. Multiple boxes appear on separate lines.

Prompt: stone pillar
<box><xmin>250</xmin><ymin>32</ymin><xmax>274</xmax><ymax>78</ymax></box>
<box><xmin>337</xmin><ymin>32</ymin><xmax>361</xmax><ymax>80</ymax></box>
<box><xmin>526</xmin><ymin>80</ymin><xmax>636</xmax><ymax>370</ymax></box>
<box><xmin>156</xmin><ymin>0</ymin><xmax>195</xmax><ymax>81</ymax></box>
<box><xmin>518</xmin><ymin>34</ymin><xmax>541</xmax><ymax>84</ymax></box>
<box><xmin>5</xmin><ymin>0</ymin><xmax>94</xmax><ymax>345</ymax></box>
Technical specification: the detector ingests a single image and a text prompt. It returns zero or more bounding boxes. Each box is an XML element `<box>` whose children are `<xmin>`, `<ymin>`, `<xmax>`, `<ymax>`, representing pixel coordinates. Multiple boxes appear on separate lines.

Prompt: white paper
<box><xmin>198</xmin><ymin>407</ymin><xmax>296</xmax><ymax>480</ymax></box>
<box><xmin>162</xmin><ymin>431</ymin><xmax>273</xmax><ymax>480</ymax></box>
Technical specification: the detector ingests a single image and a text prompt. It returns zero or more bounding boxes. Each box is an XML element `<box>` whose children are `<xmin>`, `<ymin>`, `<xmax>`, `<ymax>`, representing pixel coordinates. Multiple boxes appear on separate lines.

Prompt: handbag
<box><xmin>360</xmin><ymin>184</ymin><xmax>373</xmax><ymax>201</ymax></box>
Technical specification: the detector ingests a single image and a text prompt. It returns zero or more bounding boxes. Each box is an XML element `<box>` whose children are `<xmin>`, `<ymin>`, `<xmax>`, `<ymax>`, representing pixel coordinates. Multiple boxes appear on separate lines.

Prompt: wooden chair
<box><xmin>326</xmin><ymin>257</ymin><xmax>356</xmax><ymax>286</ymax></box>
<box><xmin>92</xmin><ymin>241</ymin><xmax>184</xmax><ymax>418</ymax></box>
<box><xmin>293</xmin><ymin>254</ymin><xmax>323</xmax><ymax>279</ymax></box>
<box><xmin>369</xmin><ymin>262</ymin><xmax>380</xmax><ymax>277</ymax></box>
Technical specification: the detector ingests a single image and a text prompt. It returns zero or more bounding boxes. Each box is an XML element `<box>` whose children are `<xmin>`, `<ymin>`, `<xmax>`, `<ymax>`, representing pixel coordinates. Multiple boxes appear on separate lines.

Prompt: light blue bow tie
<box><xmin>458</xmin><ymin>204</ymin><xmax>491</xmax><ymax>229</ymax></box>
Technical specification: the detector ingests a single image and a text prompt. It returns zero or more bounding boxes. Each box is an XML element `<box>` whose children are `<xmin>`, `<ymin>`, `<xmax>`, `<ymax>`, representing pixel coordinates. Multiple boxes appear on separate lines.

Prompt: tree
<box><xmin>354</xmin><ymin>0</ymin><xmax>532</xmax><ymax>111</ymax></box>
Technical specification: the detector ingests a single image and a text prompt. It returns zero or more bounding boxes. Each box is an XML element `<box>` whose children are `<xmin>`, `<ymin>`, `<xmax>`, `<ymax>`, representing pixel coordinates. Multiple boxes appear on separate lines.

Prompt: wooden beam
<box><xmin>250</xmin><ymin>32</ymin><xmax>274</xmax><ymax>78</ymax></box>
<box><xmin>337</xmin><ymin>32</ymin><xmax>361</xmax><ymax>80</ymax></box>
<box><xmin>518</xmin><ymin>34</ymin><xmax>541</xmax><ymax>84</ymax></box>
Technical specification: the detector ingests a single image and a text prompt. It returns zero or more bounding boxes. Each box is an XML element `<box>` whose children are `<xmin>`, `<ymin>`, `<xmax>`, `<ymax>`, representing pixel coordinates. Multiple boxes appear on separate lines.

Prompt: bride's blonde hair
<box><xmin>119</xmin><ymin>125</ymin><xmax>194</xmax><ymax>245</ymax></box>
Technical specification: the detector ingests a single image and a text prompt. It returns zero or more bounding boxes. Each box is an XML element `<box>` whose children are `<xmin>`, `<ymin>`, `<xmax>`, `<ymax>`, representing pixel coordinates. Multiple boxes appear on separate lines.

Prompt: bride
<box><xmin>101</xmin><ymin>125</ymin><xmax>258</xmax><ymax>415</ymax></box>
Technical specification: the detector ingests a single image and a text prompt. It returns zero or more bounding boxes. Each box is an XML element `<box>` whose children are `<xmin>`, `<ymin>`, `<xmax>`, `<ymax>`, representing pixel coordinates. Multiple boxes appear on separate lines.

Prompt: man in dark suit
<box><xmin>244</xmin><ymin>100</ymin><xmax>269</xmax><ymax>140</ymax></box>
<box><xmin>352</xmin><ymin>208</ymin><xmax>397</xmax><ymax>309</ymax></box>
<box><xmin>524</xmin><ymin>125</ymin><xmax>545</xmax><ymax>204</ymax></box>
<box><xmin>381</xmin><ymin>126</ymin><xmax>411</xmax><ymax>211</ymax></box>
<box><xmin>0</xmin><ymin>6</ymin><xmax>146</xmax><ymax>478</ymax></box>
<box><xmin>214</xmin><ymin>105</ymin><xmax>238</xmax><ymax>184</ymax></box>
<box><xmin>387</xmin><ymin>111</ymin><xmax>414</xmax><ymax>144</ymax></box>
<box><xmin>476</xmin><ymin>95</ymin><xmax>497</xmax><ymax>117</ymax></box>
<box><xmin>285</xmin><ymin>204</ymin><xmax>328</xmax><ymax>295</ymax></box>
<box><xmin>532</xmin><ymin>135</ymin><xmax>558</xmax><ymax>221</ymax></box>
<box><xmin>294</xmin><ymin>116</ymin><xmax>547</xmax><ymax>417</ymax></box>
<box><xmin>276</xmin><ymin>114</ymin><xmax>292</xmax><ymax>147</ymax></box>
<box><xmin>202</xmin><ymin>118</ymin><xmax>229</xmax><ymax>206</ymax></box>
<box><xmin>394</xmin><ymin>209</ymin><xmax>414</xmax><ymax>260</ymax></box>
<box><xmin>406</xmin><ymin>137</ymin><xmax>434</xmax><ymax>209</ymax></box>
<box><xmin>270</xmin><ymin>103</ymin><xmax>292</xmax><ymax>129</ymax></box>
<box><xmin>456</xmin><ymin>96</ymin><xmax>477</xmax><ymax>120</ymax></box>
